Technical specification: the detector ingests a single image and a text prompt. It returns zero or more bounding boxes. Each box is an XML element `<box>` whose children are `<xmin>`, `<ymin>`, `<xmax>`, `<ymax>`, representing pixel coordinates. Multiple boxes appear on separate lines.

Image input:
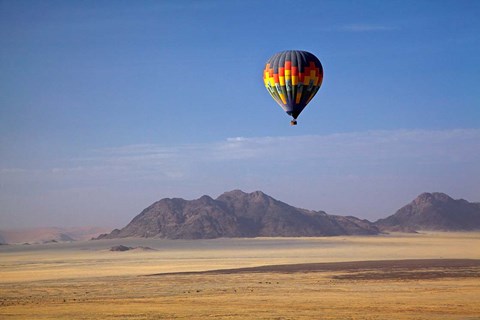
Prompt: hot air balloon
<box><xmin>263</xmin><ymin>50</ymin><xmax>323</xmax><ymax>125</ymax></box>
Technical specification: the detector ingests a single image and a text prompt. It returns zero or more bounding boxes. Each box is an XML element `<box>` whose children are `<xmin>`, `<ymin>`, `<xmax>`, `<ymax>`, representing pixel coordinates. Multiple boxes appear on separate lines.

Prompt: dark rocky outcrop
<box><xmin>109</xmin><ymin>245</ymin><xmax>156</xmax><ymax>251</ymax></box>
<box><xmin>110</xmin><ymin>245</ymin><xmax>133</xmax><ymax>251</ymax></box>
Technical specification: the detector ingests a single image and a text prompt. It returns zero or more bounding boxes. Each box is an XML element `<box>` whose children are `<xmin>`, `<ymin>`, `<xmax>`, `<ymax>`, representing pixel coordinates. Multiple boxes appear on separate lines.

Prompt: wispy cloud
<box><xmin>23</xmin><ymin>128</ymin><xmax>472</xmax><ymax>186</ymax></box>
<box><xmin>3</xmin><ymin>129</ymin><xmax>479</xmax><ymax>183</ymax></box>
<box><xmin>339</xmin><ymin>24</ymin><xmax>398</xmax><ymax>32</ymax></box>
<box><xmin>212</xmin><ymin>129</ymin><xmax>480</xmax><ymax>165</ymax></box>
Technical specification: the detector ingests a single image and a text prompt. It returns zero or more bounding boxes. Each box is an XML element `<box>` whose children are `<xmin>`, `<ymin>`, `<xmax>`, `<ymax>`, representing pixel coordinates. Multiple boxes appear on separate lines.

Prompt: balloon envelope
<box><xmin>263</xmin><ymin>50</ymin><xmax>323</xmax><ymax>120</ymax></box>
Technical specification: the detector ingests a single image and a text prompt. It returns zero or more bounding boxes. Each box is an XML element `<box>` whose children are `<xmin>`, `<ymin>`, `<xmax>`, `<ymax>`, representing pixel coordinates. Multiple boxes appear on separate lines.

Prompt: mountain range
<box><xmin>3</xmin><ymin>191</ymin><xmax>478</xmax><ymax>244</ymax></box>
<box><xmin>96</xmin><ymin>190</ymin><xmax>480</xmax><ymax>240</ymax></box>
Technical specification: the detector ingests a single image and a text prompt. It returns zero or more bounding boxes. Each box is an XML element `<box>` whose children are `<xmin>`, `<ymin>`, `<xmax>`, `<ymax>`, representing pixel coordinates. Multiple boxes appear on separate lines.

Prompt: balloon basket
<box><xmin>290</xmin><ymin>120</ymin><xmax>297</xmax><ymax>126</ymax></box>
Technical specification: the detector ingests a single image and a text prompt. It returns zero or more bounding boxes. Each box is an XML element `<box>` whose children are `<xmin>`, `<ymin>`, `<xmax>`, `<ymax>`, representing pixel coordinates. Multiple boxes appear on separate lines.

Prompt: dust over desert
<box><xmin>1</xmin><ymin>232</ymin><xmax>479</xmax><ymax>319</ymax></box>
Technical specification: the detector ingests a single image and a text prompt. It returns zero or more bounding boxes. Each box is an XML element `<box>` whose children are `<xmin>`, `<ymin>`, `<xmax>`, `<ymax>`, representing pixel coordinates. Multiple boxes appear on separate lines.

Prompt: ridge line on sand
<box><xmin>144</xmin><ymin>258</ymin><xmax>480</xmax><ymax>277</ymax></box>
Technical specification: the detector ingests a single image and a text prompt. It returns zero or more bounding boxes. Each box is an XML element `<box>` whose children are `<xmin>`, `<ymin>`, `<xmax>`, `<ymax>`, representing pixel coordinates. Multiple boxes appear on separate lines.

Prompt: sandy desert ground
<box><xmin>1</xmin><ymin>232</ymin><xmax>479</xmax><ymax>319</ymax></box>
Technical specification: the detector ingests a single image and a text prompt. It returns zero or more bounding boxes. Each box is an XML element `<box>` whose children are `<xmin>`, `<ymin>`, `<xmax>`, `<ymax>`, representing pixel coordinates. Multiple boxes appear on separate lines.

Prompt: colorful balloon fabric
<box><xmin>263</xmin><ymin>50</ymin><xmax>323</xmax><ymax>121</ymax></box>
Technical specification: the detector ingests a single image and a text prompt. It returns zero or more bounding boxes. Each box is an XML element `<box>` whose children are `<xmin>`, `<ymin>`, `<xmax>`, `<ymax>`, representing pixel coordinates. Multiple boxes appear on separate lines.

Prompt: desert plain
<box><xmin>1</xmin><ymin>232</ymin><xmax>479</xmax><ymax>319</ymax></box>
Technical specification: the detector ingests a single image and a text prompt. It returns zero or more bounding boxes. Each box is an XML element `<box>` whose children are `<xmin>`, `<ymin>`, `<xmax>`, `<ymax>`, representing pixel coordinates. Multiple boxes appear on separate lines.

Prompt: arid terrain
<box><xmin>1</xmin><ymin>232</ymin><xmax>480</xmax><ymax>319</ymax></box>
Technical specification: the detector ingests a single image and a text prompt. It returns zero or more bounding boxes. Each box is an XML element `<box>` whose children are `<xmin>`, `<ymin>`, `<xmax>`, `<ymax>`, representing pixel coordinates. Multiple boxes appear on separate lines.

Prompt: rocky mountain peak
<box><xmin>414</xmin><ymin>192</ymin><xmax>453</xmax><ymax>206</ymax></box>
<box><xmin>376</xmin><ymin>192</ymin><xmax>480</xmax><ymax>231</ymax></box>
<box><xmin>195</xmin><ymin>195</ymin><xmax>215</xmax><ymax>204</ymax></box>
<box><xmin>219</xmin><ymin>189</ymin><xmax>247</xmax><ymax>196</ymax></box>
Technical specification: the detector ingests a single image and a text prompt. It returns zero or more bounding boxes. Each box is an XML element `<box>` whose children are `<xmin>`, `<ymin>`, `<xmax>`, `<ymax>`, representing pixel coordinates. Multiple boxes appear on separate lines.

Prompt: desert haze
<box><xmin>0</xmin><ymin>226</ymin><xmax>109</xmax><ymax>244</ymax></box>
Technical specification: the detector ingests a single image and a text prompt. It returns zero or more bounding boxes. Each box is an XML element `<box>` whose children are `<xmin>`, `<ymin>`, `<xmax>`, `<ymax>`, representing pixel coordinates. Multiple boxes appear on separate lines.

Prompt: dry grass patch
<box><xmin>1</xmin><ymin>270</ymin><xmax>480</xmax><ymax>319</ymax></box>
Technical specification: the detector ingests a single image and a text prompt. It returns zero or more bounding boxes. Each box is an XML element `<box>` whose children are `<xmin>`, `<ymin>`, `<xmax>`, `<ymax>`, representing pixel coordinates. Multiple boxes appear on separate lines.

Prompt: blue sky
<box><xmin>1</xmin><ymin>0</ymin><xmax>479</xmax><ymax>228</ymax></box>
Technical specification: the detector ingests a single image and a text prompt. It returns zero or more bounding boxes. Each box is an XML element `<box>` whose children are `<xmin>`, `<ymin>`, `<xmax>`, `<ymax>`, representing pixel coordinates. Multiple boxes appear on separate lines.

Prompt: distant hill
<box><xmin>0</xmin><ymin>226</ymin><xmax>110</xmax><ymax>244</ymax></box>
<box><xmin>96</xmin><ymin>190</ymin><xmax>379</xmax><ymax>239</ymax></box>
<box><xmin>375</xmin><ymin>192</ymin><xmax>480</xmax><ymax>232</ymax></box>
